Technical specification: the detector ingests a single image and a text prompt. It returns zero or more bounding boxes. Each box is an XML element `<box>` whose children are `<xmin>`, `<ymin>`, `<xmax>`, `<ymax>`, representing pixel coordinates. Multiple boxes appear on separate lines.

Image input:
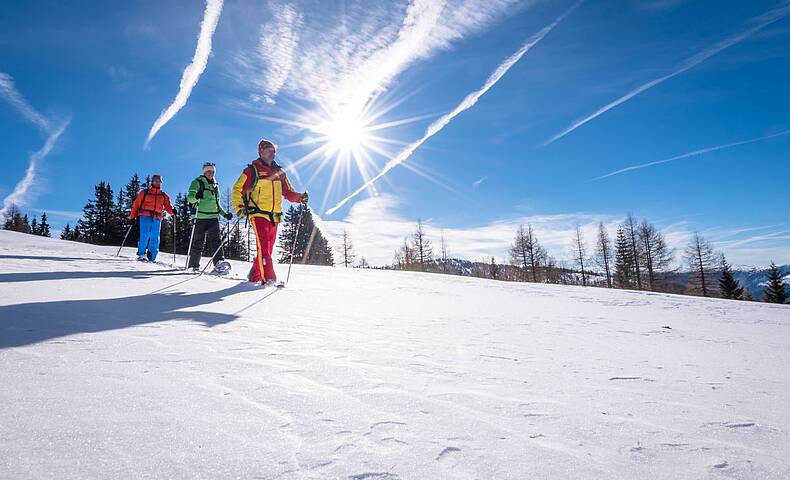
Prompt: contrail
<box><xmin>145</xmin><ymin>0</ymin><xmax>223</xmax><ymax>149</ymax></box>
<box><xmin>546</xmin><ymin>3</ymin><xmax>790</xmax><ymax>145</ymax></box>
<box><xmin>594</xmin><ymin>129</ymin><xmax>790</xmax><ymax>180</ymax></box>
<box><xmin>1</xmin><ymin>120</ymin><xmax>70</xmax><ymax>216</ymax></box>
<box><xmin>0</xmin><ymin>72</ymin><xmax>52</xmax><ymax>134</ymax></box>
<box><xmin>325</xmin><ymin>0</ymin><xmax>582</xmax><ymax>216</ymax></box>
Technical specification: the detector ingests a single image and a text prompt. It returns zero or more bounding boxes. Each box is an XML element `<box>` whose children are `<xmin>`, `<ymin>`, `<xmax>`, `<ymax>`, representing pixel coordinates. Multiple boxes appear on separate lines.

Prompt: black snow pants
<box><xmin>188</xmin><ymin>218</ymin><xmax>224</xmax><ymax>268</ymax></box>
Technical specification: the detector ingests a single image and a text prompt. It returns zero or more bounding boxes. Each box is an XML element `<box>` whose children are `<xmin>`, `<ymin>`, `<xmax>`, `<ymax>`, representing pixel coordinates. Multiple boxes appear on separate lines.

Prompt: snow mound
<box><xmin>1</xmin><ymin>230</ymin><xmax>788</xmax><ymax>479</ymax></box>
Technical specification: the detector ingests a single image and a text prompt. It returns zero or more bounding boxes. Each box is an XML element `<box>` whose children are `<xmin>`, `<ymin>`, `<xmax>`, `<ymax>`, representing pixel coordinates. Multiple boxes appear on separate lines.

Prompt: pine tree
<box><xmin>61</xmin><ymin>223</ymin><xmax>72</xmax><ymax>240</ymax></box>
<box><xmin>412</xmin><ymin>220</ymin><xmax>433</xmax><ymax>272</ymax></box>
<box><xmin>122</xmin><ymin>173</ymin><xmax>143</xmax><ymax>245</ymax></box>
<box><xmin>595</xmin><ymin>222</ymin><xmax>613</xmax><ymax>288</ymax></box>
<box><xmin>277</xmin><ymin>205</ymin><xmax>333</xmax><ymax>266</ymax></box>
<box><xmin>488</xmin><ymin>256</ymin><xmax>500</xmax><ymax>280</ymax></box>
<box><xmin>77</xmin><ymin>181</ymin><xmax>122</xmax><ymax>245</ymax></box>
<box><xmin>684</xmin><ymin>232</ymin><xmax>718</xmax><ymax>297</ymax></box>
<box><xmin>613</xmin><ymin>227</ymin><xmax>634</xmax><ymax>288</ymax></box>
<box><xmin>719</xmin><ymin>257</ymin><xmax>743</xmax><ymax>300</ymax></box>
<box><xmin>763</xmin><ymin>262</ymin><xmax>788</xmax><ymax>304</ymax></box>
<box><xmin>339</xmin><ymin>230</ymin><xmax>356</xmax><ymax>267</ymax></box>
<box><xmin>173</xmin><ymin>193</ymin><xmax>192</xmax><ymax>255</ymax></box>
<box><xmin>38</xmin><ymin>212</ymin><xmax>51</xmax><ymax>237</ymax></box>
<box><xmin>572</xmin><ymin>224</ymin><xmax>588</xmax><ymax>286</ymax></box>
<box><xmin>30</xmin><ymin>216</ymin><xmax>39</xmax><ymax>236</ymax></box>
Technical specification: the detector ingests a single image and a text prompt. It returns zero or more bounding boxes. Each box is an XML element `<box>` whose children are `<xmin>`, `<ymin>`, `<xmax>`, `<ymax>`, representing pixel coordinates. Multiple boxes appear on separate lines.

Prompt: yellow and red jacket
<box><xmin>231</xmin><ymin>159</ymin><xmax>301</xmax><ymax>223</ymax></box>
<box><xmin>129</xmin><ymin>187</ymin><xmax>174</xmax><ymax>220</ymax></box>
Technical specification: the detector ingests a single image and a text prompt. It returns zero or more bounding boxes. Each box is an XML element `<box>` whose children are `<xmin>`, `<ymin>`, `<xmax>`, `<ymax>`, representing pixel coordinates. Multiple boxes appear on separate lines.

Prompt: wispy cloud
<box><xmin>546</xmin><ymin>3</ymin><xmax>790</xmax><ymax>145</ymax></box>
<box><xmin>472</xmin><ymin>176</ymin><xmax>488</xmax><ymax>188</ymax></box>
<box><xmin>594</xmin><ymin>129</ymin><xmax>790</xmax><ymax>179</ymax></box>
<box><xmin>0</xmin><ymin>72</ymin><xmax>70</xmax><ymax>216</ymax></box>
<box><xmin>233</xmin><ymin>0</ymin><xmax>530</xmax><ymax>111</ymax></box>
<box><xmin>0</xmin><ymin>72</ymin><xmax>52</xmax><ymax>134</ymax></box>
<box><xmin>1</xmin><ymin>120</ymin><xmax>70</xmax><ymax>216</ymax></box>
<box><xmin>145</xmin><ymin>0</ymin><xmax>224</xmax><ymax>149</ymax></box>
<box><xmin>325</xmin><ymin>1</ymin><xmax>582</xmax><ymax>215</ymax></box>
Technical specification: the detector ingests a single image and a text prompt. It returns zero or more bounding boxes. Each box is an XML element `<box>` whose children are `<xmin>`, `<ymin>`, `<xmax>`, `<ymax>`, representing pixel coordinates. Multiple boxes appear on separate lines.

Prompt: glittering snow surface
<box><xmin>1</xmin><ymin>230</ymin><xmax>788</xmax><ymax>479</ymax></box>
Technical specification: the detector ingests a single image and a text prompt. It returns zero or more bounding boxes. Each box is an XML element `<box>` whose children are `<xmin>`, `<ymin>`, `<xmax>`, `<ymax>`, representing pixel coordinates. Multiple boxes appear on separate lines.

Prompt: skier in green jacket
<box><xmin>186</xmin><ymin>162</ymin><xmax>234</xmax><ymax>273</ymax></box>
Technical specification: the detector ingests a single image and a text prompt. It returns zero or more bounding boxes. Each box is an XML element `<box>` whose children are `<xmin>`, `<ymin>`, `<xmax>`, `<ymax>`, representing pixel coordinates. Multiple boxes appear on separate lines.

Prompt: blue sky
<box><xmin>1</xmin><ymin>0</ymin><xmax>788</xmax><ymax>266</ymax></box>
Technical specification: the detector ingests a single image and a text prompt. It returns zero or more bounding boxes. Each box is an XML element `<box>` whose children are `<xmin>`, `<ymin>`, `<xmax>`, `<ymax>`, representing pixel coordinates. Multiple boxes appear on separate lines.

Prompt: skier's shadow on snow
<box><xmin>0</xmin><ymin>283</ymin><xmax>251</xmax><ymax>349</ymax></box>
<box><xmin>0</xmin><ymin>269</ymin><xmax>182</xmax><ymax>283</ymax></box>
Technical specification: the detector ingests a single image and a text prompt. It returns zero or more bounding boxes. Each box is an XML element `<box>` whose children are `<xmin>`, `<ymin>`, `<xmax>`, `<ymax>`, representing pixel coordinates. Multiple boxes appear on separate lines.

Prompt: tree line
<box><xmin>382</xmin><ymin>213</ymin><xmax>788</xmax><ymax>304</ymax></box>
<box><xmin>2</xmin><ymin>205</ymin><xmax>52</xmax><ymax>237</ymax></box>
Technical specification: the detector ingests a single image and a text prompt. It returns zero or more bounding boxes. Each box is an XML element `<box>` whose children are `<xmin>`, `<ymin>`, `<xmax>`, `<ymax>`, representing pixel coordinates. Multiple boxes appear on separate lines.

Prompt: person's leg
<box><xmin>137</xmin><ymin>216</ymin><xmax>151</xmax><ymax>257</ymax></box>
<box><xmin>188</xmin><ymin>219</ymin><xmax>208</xmax><ymax>268</ymax></box>
<box><xmin>248</xmin><ymin>217</ymin><xmax>266</xmax><ymax>282</ymax></box>
<box><xmin>206</xmin><ymin>218</ymin><xmax>224</xmax><ymax>265</ymax></box>
<box><xmin>260</xmin><ymin>219</ymin><xmax>277</xmax><ymax>282</ymax></box>
<box><xmin>147</xmin><ymin>218</ymin><xmax>162</xmax><ymax>261</ymax></box>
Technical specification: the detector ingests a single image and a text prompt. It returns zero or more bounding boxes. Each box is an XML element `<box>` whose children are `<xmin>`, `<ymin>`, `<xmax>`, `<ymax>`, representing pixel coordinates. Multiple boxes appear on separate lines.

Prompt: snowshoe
<box><xmin>262</xmin><ymin>280</ymin><xmax>285</xmax><ymax>289</ymax></box>
<box><xmin>211</xmin><ymin>260</ymin><xmax>232</xmax><ymax>276</ymax></box>
<box><xmin>137</xmin><ymin>255</ymin><xmax>148</xmax><ymax>262</ymax></box>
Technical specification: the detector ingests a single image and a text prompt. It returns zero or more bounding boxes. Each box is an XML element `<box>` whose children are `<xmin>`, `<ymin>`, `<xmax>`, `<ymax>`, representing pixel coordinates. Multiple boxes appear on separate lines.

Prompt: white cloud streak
<box><xmin>145</xmin><ymin>0</ymin><xmax>224</xmax><ymax>148</ymax></box>
<box><xmin>595</xmin><ymin>129</ymin><xmax>790</xmax><ymax>179</ymax></box>
<box><xmin>1</xmin><ymin>120</ymin><xmax>70</xmax><ymax>217</ymax></box>
<box><xmin>0</xmin><ymin>72</ymin><xmax>52</xmax><ymax>134</ymax></box>
<box><xmin>0</xmin><ymin>72</ymin><xmax>70</xmax><ymax>216</ymax></box>
<box><xmin>234</xmin><ymin>0</ymin><xmax>530</xmax><ymax>111</ymax></box>
<box><xmin>546</xmin><ymin>3</ymin><xmax>790</xmax><ymax>145</ymax></box>
<box><xmin>325</xmin><ymin>1</ymin><xmax>582</xmax><ymax>216</ymax></box>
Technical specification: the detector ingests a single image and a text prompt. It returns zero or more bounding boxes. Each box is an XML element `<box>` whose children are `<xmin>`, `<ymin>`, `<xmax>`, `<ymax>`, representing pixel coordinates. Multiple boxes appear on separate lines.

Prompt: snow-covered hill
<box><xmin>1</xmin><ymin>230</ymin><xmax>788</xmax><ymax>480</ymax></box>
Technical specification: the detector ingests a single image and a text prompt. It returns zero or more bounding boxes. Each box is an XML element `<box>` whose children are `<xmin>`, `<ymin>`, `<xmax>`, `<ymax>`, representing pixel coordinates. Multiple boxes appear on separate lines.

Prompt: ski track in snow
<box><xmin>1</xmin><ymin>230</ymin><xmax>789</xmax><ymax>479</ymax></box>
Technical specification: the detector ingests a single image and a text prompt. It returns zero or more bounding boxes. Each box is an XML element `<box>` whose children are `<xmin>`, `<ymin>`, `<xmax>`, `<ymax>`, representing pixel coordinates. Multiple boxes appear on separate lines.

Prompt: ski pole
<box><xmin>172</xmin><ymin>215</ymin><xmax>177</xmax><ymax>265</ymax></box>
<box><xmin>285</xmin><ymin>205</ymin><xmax>306</xmax><ymax>285</ymax></box>
<box><xmin>185</xmin><ymin>219</ymin><xmax>196</xmax><ymax>270</ymax></box>
<box><xmin>116</xmin><ymin>219</ymin><xmax>136</xmax><ymax>257</ymax></box>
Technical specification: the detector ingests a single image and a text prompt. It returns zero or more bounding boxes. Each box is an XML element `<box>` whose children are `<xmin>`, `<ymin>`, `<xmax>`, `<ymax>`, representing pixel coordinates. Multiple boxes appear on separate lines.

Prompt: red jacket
<box><xmin>129</xmin><ymin>187</ymin><xmax>174</xmax><ymax>220</ymax></box>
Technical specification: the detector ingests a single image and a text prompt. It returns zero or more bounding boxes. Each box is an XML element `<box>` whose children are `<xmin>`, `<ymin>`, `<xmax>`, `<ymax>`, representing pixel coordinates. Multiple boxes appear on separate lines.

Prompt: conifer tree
<box><xmin>613</xmin><ymin>227</ymin><xmax>633</xmax><ymax>288</ymax></box>
<box><xmin>277</xmin><ymin>205</ymin><xmax>333</xmax><ymax>266</ymax></box>
<box><xmin>38</xmin><ymin>212</ymin><xmax>51</xmax><ymax>237</ymax></box>
<box><xmin>61</xmin><ymin>223</ymin><xmax>72</xmax><ymax>240</ymax></box>
<box><xmin>763</xmin><ymin>262</ymin><xmax>788</xmax><ymax>304</ymax></box>
<box><xmin>719</xmin><ymin>257</ymin><xmax>744</xmax><ymax>300</ymax></box>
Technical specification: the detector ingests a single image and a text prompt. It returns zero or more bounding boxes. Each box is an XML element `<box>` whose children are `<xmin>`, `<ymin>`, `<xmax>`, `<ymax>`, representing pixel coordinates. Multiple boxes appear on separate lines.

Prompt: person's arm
<box><xmin>231</xmin><ymin>168</ymin><xmax>253</xmax><ymax>215</ymax></box>
<box><xmin>186</xmin><ymin>179</ymin><xmax>201</xmax><ymax>204</ymax></box>
<box><xmin>128</xmin><ymin>191</ymin><xmax>143</xmax><ymax>219</ymax></box>
<box><xmin>281</xmin><ymin>171</ymin><xmax>304</xmax><ymax>204</ymax></box>
<box><xmin>163</xmin><ymin>193</ymin><xmax>175</xmax><ymax>216</ymax></box>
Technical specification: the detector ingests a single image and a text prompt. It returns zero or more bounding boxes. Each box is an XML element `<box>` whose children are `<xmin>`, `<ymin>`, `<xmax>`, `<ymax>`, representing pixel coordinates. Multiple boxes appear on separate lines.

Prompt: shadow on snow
<box><xmin>0</xmin><ymin>282</ymin><xmax>253</xmax><ymax>349</ymax></box>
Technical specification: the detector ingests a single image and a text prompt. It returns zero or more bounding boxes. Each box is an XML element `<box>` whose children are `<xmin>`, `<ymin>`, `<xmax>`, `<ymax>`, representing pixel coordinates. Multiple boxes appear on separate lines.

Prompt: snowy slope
<box><xmin>1</xmin><ymin>230</ymin><xmax>789</xmax><ymax>480</ymax></box>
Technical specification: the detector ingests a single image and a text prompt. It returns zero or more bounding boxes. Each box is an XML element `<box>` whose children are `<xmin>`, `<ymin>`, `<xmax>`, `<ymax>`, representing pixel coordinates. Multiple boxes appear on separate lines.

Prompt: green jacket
<box><xmin>187</xmin><ymin>176</ymin><xmax>227</xmax><ymax>219</ymax></box>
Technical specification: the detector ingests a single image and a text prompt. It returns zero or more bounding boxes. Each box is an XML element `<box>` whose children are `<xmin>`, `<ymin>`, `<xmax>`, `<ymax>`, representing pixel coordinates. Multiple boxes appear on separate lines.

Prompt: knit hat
<box><xmin>258</xmin><ymin>139</ymin><xmax>276</xmax><ymax>152</ymax></box>
<box><xmin>202</xmin><ymin>162</ymin><xmax>216</xmax><ymax>173</ymax></box>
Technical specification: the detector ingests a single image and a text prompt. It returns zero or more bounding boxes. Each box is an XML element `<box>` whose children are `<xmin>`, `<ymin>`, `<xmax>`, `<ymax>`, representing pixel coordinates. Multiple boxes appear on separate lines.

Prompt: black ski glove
<box><xmin>224</xmin><ymin>212</ymin><xmax>233</xmax><ymax>220</ymax></box>
<box><xmin>300</xmin><ymin>192</ymin><xmax>309</xmax><ymax>205</ymax></box>
<box><xmin>195</xmin><ymin>189</ymin><xmax>204</xmax><ymax>200</ymax></box>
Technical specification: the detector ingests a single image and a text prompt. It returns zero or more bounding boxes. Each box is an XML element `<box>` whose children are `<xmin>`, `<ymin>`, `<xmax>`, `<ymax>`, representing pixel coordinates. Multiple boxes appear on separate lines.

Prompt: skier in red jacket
<box><xmin>129</xmin><ymin>174</ymin><xmax>174</xmax><ymax>262</ymax></box>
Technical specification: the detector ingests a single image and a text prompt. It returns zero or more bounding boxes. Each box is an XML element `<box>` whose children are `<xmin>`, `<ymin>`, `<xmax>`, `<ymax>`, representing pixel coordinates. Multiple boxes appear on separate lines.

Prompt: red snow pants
<box><xmin>250</xmin><ymin>217</ymin><xmax>279</xmax><ymax>282</ymax></box>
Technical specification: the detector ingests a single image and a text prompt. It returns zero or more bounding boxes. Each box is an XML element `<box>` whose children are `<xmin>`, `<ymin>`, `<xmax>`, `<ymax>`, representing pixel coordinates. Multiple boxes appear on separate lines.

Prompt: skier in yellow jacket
<box><xmin>232</xmin><ymin>139</ymin><xmax>308</xmax><ymax>286</ymax></box>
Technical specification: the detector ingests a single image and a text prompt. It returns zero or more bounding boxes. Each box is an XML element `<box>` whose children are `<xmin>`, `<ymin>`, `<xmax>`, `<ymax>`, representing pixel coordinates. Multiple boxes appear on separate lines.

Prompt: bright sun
<box><xmin>312</xmin><ymin>110</ymin><xmax>370</xmax><ymax>154</ymax></box>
